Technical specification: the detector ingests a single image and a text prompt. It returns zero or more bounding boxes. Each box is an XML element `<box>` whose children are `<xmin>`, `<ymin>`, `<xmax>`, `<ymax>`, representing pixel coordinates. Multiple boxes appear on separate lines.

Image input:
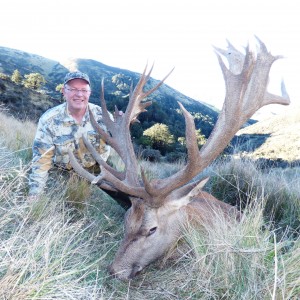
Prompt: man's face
<box><xmin>63</xmin><ymin>79</ymin><xmax>91</xmax><ymax>113</ymax></box>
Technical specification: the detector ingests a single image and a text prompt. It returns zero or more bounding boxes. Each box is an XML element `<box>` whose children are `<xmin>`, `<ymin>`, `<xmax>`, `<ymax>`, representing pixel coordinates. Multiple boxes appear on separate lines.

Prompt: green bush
<box><xmin>140</xmin><ymin>148</ymin><xmax>162</xmax><ymax>162</ymax></box>
<box><xmin>165</xmin><ymin>151</ymin><xmax>187</xmax><ymax>163</ymax></box>
<box><xmin>0</xmin><ymin>73</ymin><xmax>10</xmax><ymax>80</ymax></box>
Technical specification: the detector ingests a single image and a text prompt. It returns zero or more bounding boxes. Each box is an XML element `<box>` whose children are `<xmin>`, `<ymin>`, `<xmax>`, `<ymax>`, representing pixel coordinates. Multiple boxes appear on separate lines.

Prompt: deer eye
<box><xmin>148</xmin><ymin>227</ymin><xmax>157</xmax><ymax>236</ymax></box>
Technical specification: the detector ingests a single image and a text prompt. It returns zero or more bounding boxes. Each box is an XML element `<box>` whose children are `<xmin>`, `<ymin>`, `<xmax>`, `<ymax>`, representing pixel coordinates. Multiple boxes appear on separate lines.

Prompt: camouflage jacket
<box><xmin>29</xmin><ymin>102</ymin><xmax>110</xmax><ymax>196</ymax></box>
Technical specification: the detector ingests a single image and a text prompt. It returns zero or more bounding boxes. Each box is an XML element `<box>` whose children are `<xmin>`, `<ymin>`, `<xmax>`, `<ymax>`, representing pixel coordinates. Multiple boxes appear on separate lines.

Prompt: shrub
<box><xmin>0</xmin><ymin>73</ymin><xmax>10</xmax><ymax>80</ymax></box>
<box><xmin>165</xmin><ymin>151</ymin><xmax>187</xmax><ymax>163</ymax></box>
<box><xmin>140</xmin><ymin>148</ymin><xmax>162</xmax><ymax>162</ymax></box>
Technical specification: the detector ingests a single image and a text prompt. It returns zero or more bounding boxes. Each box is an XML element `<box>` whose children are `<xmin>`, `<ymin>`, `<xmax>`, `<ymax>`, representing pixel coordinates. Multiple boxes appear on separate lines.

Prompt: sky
<box><xmin>1</xmin><ymin>0</ymin><xmax>299</xmax><ymax>116</ymax></box>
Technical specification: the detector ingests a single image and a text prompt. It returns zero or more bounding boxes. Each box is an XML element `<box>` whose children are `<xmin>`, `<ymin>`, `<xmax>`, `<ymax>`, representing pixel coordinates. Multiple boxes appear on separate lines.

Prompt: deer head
<box><xmin>68</xmin><ymin>37</ymin><xmax>290</xmax><ymax>280</ymax></box>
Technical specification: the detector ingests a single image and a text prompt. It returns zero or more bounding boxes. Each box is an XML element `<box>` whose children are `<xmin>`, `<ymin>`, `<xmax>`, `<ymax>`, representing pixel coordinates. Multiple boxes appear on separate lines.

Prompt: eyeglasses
<box><xmin>65</xmin><ymin>87</ymin><xmax>91</xmax><ymax>95</ymax></box>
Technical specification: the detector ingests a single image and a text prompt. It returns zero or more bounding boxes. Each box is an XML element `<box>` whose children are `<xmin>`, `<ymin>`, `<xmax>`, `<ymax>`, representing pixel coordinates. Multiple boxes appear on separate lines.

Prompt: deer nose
<box><xmin>108</xmin><ymin>264</ymin><xmax>118</xmax><ymax>277</ymax></box>
<box><xmin>129</xmin><ymin>264</ymin><xmax>143</xmax><ymax>278</ymax></box>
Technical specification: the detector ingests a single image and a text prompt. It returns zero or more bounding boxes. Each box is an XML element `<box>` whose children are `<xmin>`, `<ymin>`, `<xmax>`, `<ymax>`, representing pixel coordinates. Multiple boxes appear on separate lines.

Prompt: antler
<box><xmin>146</xmin><ymin>37</ymin><xmax>290</xmax><ymax>201</ymax></box>
<box><xmin>69</xmin><ymin>65</ymin><xmax>174</xmax><ymax>202</ymax></box>
<box><xmin>69</xmin><ymin>37</ymin><xmax>290</xmax><ymax>207</ymax></box>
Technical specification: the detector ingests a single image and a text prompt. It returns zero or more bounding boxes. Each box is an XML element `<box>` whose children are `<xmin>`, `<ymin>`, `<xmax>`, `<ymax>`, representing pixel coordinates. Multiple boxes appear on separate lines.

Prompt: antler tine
<box><xmin>69</xmin><ymin>65</ymin><xmax>174</xmax><ymax>200</ymax></box>
<box><xmin>148</xmin><ymin>38</ymin><xmax>290</xmax><ymax>199</ymax></box>
<box><xmin>112</xmin><ymin>64</ymin><xmax>173</xmax><ymax>171</ymax></box>
<box><xmin>67</xmin><ymin>148</ymin><xmax>117</xmax><ymax>191</ymax></box>
<box><xmin>213</xmin><ymin>40</ymin><xmax>245</xmax><ymax>75</ymax></box>
<box><xmin>100</xmin><ymin>78</ymin><xmax>114</xmax><ymax>125</ymax></box>
<box><xmin>69</xmin><ymin>38</ymin><xmax>289</xmax><ymax>208</ymax></box>
<box><xmin>82</xmin><ymin>135</ymin><xmax>125</xmax><ymax>181</ymax></box>
<box><xmin>145</xmin><ymin>101</ymin><xmax>202</xmax><ymax>199</ymax></box>
<box><xmin>142</xmin><ymin>67</ymin><xmax>175</xmax><ymax>99</ymax></box>
<box><xmin>125</xmin><ymin>65</ymin><xmax>174</xmax><ymax>126</ymax></box>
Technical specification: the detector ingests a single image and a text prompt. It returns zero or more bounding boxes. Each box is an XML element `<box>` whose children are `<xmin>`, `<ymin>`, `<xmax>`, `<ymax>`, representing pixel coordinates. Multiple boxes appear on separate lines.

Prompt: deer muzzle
<box><xmin>108</xmin><ymin>263</ymin><xmax>143</xmax><ymax>280</ymax></box>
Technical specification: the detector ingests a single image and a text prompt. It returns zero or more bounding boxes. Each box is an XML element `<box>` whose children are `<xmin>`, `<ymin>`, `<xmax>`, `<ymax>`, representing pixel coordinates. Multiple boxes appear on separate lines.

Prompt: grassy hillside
<box><xmin>0</xmin><ymin>46</ymin><xmax>220</xmax><ymax>138</ymax></box>
<box><xmin>0</xmin><ymin>46</ymin><xmax>68</xmax><ymax>91</ymax></box>
<box><xmin>0</xmin><ymin>78</ymin><xmax>62</xmax><ymax>121</ymax></box>
<box><xmin>0</xmin><ymin>112</ymin><xmax>299</xmax><ymax>299</ymax></box>
<box><xmin>235</xmin><ymin>104</ymin><xmax>300</xmax><ymax>163</ymax></box>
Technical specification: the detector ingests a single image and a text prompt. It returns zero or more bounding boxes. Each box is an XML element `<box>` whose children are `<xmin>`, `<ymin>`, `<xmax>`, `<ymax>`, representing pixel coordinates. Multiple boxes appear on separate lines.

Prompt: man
<box><xmin>28</xmin><ymin>71</ymin><xmax>130</xmax><ymax>208</ymax></box>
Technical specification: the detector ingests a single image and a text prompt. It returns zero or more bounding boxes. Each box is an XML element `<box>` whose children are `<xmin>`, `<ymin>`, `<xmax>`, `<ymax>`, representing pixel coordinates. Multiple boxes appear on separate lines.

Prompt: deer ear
<box><xmin>129</xmin><ymin>197</ymin><xmax>146</xmax><ymax>210</ymax></box>
<box><xmin>167</xmin><ymin>176</ymin><xmax>210</xmax><ymax>205</ymax></box>
<box><xmin>187</xmin><ymin>177</ymin><xmax>210</xmax><ymax>198</ymax></box>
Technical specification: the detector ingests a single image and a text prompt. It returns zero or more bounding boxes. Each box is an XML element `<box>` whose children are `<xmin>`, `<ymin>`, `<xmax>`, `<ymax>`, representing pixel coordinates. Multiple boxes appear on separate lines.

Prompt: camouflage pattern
<box><xmin>28</xmin><ymin>102</ymin><xmax>110</xmax><ymax>196</ymax></box>
<box><xmin>64</xmin><ymin>71</ymin><xmax>90</xmax><ymax>85</ymax></box>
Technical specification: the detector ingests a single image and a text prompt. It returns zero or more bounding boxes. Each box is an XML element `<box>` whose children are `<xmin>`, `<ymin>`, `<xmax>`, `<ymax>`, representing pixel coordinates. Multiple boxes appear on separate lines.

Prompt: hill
<box><xmin>0</xmin><ymin>47</ymin><xmax>224</xmax><ymax>146</ymax></box>
<box><xmin>0</xmin><ymin>46</ymin><xmax>67</xmax><ymax>92</ymax></box>
<box><xmin>2</xmin><ymin>45</ymin><xmax>298</xmax><ymax>164</ymax></box>
<box><xmin>235</xmin><ymin>104</ymin><xmax>300</xmax><ymax>164</ymax></box>
<box><xmin>0</xmin><ymin>77</ymin><xmax>61</xmax><ymax>120</ymax></box>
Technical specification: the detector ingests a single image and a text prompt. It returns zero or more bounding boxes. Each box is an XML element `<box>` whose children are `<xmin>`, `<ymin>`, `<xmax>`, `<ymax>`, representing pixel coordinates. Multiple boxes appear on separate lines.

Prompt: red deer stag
<box><xmin>68</xmin><ymin>38</ymin><xmax>290</xmax><ymax>280</ymax></box>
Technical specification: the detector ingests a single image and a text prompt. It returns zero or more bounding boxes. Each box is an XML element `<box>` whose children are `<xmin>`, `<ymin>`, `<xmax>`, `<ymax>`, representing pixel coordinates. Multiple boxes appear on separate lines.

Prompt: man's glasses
<box><xmin>65</xmin><ymin>87</ymin><xmax>91</xmax><ymax>95</ymax></box>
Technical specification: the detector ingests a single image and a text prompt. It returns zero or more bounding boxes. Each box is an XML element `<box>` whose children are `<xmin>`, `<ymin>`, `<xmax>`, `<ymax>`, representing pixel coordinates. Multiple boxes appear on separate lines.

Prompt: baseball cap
<box><xmin>64</xmin><ymin>71</ymin><xmax>90</xmax><ymax>85</ymax></box>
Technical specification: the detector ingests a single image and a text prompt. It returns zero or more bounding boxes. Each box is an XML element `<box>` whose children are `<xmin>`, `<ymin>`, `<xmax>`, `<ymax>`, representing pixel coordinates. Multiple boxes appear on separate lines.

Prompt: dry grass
<box><xmin>0</xmin><ymin>114</ymin><xmax>299</xmax><ymax>299</ymax></box>
<box><xmin>209</xmin><ymin>157</ymin><xmax>300</xmax><ymax>235</ymax></box>
<box><xmin>0</xmin><ymin>153</ymin><xmax>124</xmax><ymax>299</ymax></box>
<box><xmin>1</xmin><ymin>159</ymin><xmax>299</xmax><ymax>299</ymax></box>
<box><xmin>178</xmin><ymin>200</ymin><xmax>300</xmax><ymax>299</ymax></box>
<box><xmin>236</xmin><ymin>105</ymin><xmax>300</xmax><ymax>162</ymax></box>
<box><xmin>0</xmin><ymin>111</ymin><xmax>36</xmax><ymax>163</ymax></box>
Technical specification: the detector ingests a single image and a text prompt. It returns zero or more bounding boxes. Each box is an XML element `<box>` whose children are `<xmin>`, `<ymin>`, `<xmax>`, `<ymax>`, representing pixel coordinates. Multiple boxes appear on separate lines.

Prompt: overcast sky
<box><xmin>1</xmin><ymin>0</ymin><xmax>299</xmax><ymax>114</ymax></box>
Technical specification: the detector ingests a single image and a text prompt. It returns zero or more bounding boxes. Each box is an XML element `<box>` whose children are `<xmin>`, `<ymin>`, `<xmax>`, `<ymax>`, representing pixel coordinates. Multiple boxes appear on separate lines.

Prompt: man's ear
<box><xmin>61</xmin><ymin>86</ymin><xmax>66</xmax><ymax>96</ymax></box>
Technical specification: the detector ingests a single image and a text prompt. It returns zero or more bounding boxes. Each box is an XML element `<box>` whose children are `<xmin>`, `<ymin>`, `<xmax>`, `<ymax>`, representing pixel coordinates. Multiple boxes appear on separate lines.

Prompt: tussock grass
<box><xmin>0</xmin><ymin>160</ymin><xmax>124</xmax><ymax>299</ymax></box>
<box><xmin>178</xmin><ymin>202</ymin><xmax>296</xmax><ymax>299</ymax></box>
<box><xmin>0</xmin><ymin>115</ymin><xmax>299</xmax><ymax>299</ymax></box>
<box><xmin>1</xmin><ymin>157</ymin><xmax>299</xmax><ymax>299</ymax></box>
<box><xmin>64</xmin><ymin>173</ymin><xmax>92</xmax><ymax>210</ymax></box>
<box><xmin>140</xmin><ymin>159</ymin><xmax>184</xmax><ymax>180</ymax></box>
<box><xmin>0</xmin><ymin>112</ymin><xmax>36</xmax><ymax>163</ymax></box>
<box><xmin>209</xmin><ymin>157</ymin><xmax>300</xmax><ymax>235</ymax></box>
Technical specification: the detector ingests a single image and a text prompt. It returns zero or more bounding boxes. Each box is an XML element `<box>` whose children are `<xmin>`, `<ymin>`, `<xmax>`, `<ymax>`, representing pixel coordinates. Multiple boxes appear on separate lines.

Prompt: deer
<box><xmin>68</xmin><ymin>37</ymin><xmax>290</xmax><ymax>280</ymax></box>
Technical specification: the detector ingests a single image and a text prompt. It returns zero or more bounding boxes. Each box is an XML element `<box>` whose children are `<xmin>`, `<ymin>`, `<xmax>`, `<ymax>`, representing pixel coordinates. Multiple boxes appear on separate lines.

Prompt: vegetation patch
<box><xmin>0</xmin><ymin>115</ymin><xmax>299</xmax><ymax>299</ymax></box>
